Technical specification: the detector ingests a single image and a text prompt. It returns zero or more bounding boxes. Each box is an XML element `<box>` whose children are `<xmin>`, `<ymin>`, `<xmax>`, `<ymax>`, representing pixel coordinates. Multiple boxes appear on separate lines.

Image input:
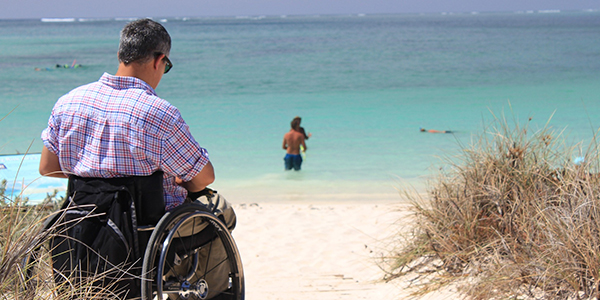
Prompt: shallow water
<box><xmin>1</xmin><ymin>12</ymin><xmax>600</xmax><ymax>203</ymax></box>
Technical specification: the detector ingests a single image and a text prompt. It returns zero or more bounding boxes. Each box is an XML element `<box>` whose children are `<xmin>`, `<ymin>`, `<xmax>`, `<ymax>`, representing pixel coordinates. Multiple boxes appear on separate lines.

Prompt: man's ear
<box><xmin>153</xmin><ymin>53</ymin><xmax>164</xmax><ymax>71</ymax></box>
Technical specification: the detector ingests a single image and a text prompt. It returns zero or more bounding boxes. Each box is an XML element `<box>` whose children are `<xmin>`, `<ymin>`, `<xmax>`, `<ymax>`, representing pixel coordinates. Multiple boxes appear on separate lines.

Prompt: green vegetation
<box><xmin>385</xmin><ymin>114</ymin><xmax>600</xmax><ymax>299</ymax></box>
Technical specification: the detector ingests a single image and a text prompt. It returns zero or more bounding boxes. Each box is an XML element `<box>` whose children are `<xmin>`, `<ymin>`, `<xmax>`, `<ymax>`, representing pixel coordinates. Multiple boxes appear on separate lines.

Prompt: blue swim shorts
<box><xmin>284</xmin><ymin>154</ymin><xmax>303</xmax><ymax>171</ymax></box>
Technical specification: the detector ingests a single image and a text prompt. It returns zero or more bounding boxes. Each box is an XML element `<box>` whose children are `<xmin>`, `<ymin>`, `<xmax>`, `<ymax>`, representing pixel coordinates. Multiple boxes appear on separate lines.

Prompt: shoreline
<box><xmin>214</xmin><ymin>175</ymin><xmax>428</xmax><ymax>205</ymax></box>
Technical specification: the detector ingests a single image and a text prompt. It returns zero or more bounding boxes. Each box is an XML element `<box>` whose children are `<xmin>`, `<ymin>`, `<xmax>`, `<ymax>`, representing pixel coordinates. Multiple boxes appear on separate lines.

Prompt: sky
<box><xmin>0</xmin><ymin>0</ymin><xmax>598</xmax><ymax>19</ymax></box>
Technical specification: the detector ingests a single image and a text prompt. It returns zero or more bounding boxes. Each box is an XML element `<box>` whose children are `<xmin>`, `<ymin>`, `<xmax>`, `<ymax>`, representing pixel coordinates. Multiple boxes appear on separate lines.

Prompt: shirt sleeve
<box><xmin>41</xmin><ymin>112</ymin><xmax>60</xmax><ymax>155</ymax></box>
<box><xmin>160</xmin><ymin>111</ymin><xmax>210</xmax><ymax>182</ymax></box>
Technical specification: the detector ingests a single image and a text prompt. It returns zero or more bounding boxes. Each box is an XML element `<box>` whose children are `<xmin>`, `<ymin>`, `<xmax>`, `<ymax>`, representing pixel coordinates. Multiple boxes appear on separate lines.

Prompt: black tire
<box><xmin>141</xmin><ymin>203</ymin><xmax>244</xmax><ymax>300</ymax></box>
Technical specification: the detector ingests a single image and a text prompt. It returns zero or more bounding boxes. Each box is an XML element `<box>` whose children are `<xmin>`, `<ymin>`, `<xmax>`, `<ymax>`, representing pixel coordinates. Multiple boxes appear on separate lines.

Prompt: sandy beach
<box><xmin>231</xmin><ymin>200</ymin><xmax>459</xmax><ymax>300</ymax></box>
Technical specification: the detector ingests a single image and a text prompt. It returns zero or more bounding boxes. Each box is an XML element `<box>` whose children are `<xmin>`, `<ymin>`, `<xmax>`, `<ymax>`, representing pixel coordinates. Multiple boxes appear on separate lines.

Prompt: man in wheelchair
<box><xmin>38</xmin><ymin>19</ymin><xmax>239</xmax><ymax>299</ymax></box>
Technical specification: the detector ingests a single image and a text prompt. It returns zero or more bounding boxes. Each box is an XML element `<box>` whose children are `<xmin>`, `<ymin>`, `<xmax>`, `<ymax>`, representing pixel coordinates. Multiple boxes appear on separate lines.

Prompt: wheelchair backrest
<box><xmin>66</xmin><ymin>171</ymin><xmax>166</xmax><ymax>226</ymax></box>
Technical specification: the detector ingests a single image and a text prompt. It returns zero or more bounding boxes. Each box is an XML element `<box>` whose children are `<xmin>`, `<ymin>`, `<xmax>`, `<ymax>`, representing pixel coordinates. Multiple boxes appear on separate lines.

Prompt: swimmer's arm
<box><xmin>282</xmin><ymin>138</ymin><xmax>288</xmax><ymax>150</ymax></box>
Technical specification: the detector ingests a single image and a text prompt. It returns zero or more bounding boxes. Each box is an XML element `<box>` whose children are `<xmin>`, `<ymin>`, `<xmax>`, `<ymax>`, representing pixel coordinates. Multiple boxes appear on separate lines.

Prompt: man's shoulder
<box><xmin>58</xmin><ymin>80</ymin><xmax>179</xmax><ymax>119</ymax></box>
<box><xmin>68</xmin><ymin>80</ymin><xmax>100</xmax><ymax>92</ymax></box>
<box><xmin>56</xmin><ymin>81</ymin><xmax>102</xmax><ymax>104</ymax></box>
<box><xmin>66</xmin><ymin>77</ymin><xmax>171</xmax><ymax>104</ymax></box>
<box><xmin>286</xmin><ymin>130</ymin><xmax>304</xmax><ymax>139</ymax></box>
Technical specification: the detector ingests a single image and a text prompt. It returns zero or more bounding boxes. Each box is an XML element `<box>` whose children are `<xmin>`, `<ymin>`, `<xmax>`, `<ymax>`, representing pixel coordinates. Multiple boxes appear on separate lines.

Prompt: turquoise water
<box><xmin>1</xmin><ymin>12</ymin><xmax>600</xmax><ymax>203</ymax></box>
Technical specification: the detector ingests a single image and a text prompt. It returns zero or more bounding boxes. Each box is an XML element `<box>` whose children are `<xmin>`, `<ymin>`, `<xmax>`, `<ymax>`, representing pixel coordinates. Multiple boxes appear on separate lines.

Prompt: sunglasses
<box><xmin>155</xmin><ymin>52</ymin><xmax>173</xmax><ymax>74</ymax></box>
<box><xmin>163</xmin><ymin>56</ymin><xmax>173</xmax><ymax>74</ymax></box>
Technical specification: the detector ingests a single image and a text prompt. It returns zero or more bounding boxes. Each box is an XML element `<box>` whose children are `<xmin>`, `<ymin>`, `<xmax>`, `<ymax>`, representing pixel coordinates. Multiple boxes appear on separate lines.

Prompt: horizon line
<box><xmin>1</xmin><ymin>8</ymin><xmax>599</xmax><ymax>21</ymax></box>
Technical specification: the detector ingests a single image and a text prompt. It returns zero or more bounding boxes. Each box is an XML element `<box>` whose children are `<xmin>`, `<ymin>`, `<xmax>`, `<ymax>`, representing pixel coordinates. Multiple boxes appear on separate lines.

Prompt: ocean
<box><xmin>1</xmin><ymin>11</ymin><xmax>600</xmax><ymax>203</ymax></box>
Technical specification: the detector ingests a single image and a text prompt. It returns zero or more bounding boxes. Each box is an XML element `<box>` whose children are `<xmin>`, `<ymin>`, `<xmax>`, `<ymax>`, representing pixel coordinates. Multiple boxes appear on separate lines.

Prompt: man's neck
<box><xmin>115</xmin><ymin>62</ymin><xmax>159</xmax><ymax>89</ymax></box>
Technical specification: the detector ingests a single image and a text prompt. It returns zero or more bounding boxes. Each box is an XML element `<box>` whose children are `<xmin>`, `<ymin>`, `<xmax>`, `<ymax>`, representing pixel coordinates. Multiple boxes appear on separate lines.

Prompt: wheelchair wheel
<box><xmin>141</xmin><ymin>203</ymin><xmax>244</xmax><ymax>300</ymax></box>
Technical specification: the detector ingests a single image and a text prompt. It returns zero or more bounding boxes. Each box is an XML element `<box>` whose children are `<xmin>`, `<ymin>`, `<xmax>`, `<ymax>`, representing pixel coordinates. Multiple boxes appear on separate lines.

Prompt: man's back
<box><xmin>283</xmin><ymin>129</ymin><xmax>305</xmax><ymax>155</ymax></box>
<box><xmin>43</xmin><ymin>73</ymin><xmax>208</xmax><ymax>209</ymax></box>
<box><xmin>49</xmin><ymin>74</ymin><xmax>178</xmax><ymax>176</ymax></box>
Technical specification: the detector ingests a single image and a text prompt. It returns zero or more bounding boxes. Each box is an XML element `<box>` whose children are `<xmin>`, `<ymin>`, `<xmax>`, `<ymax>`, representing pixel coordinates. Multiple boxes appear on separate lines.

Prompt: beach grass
<box><xmin>384</xmin><ymin>112</ymin><xmax>600</xmax><ymax>299</ymax></box>
<box><xmin>0</xmin><ymin>180</ymin><xmax>126</xmax><ymax>299</ymax></box>
<box><xmin>1</xmin><ymin>180</ymin><xmax>57</xmax><ymax>299</ymax></box>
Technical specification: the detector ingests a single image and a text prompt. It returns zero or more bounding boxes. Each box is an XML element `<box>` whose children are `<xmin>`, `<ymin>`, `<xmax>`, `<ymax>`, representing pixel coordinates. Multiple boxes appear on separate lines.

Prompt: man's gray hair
<box><xmin>118</xmin><ymin>18</ymin><xmax>171</xmax><ymax>65</ymax></box>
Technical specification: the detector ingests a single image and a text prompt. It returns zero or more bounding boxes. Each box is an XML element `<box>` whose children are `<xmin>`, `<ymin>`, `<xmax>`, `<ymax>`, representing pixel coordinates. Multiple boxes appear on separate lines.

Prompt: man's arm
<box><xmin>39</xmin><ymin>146</ymin><xmax>68</xmax><ymax>178</ymax></box>
<box><xmin>282</xmin><ymin>136</ymin><xmax>288</xmax><ymax>150</ymax></box>
<box><xmin>177</xmin><ymin>161</ymin><xmax>215</xmax><ymax>192</ymax></box>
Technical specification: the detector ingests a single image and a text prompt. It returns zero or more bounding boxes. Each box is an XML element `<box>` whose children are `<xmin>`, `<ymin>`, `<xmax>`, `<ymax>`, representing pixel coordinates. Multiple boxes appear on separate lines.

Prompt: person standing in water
<box><xmin>282</xmin><ymin>117</ymin><xmax>307</xmax><ymax>171</ymax></box>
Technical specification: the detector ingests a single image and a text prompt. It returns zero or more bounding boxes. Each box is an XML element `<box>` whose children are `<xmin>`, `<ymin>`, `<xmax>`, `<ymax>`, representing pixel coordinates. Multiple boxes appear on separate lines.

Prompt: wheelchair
<box><xmin>22</xmin><ymin>171</ymin><xmax>244</xmax><ymax>300</ymax></box>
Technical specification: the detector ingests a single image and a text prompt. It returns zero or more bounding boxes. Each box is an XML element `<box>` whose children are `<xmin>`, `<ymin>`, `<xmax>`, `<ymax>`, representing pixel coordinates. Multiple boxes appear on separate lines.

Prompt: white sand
<box><xmin>231</xmin><ymin>201</ymin><xmax>460</xmax><ymax>300</ymax></box>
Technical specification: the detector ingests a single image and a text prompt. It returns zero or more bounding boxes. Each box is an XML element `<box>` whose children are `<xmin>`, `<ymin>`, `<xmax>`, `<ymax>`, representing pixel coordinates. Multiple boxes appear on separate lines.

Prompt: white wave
<box><xmin>114</xmin><ymin>17</ymin><xmax>139</xmax><ymax>21</ymax></box>
<box><xmin>41</xmin><ymin>18</ymin><xmax>75</xmax><ymax>22</ymax></box>
<box><xmin>538</xmin><ymin>9</ymin><xmax>561</xmax><ymax>14</ymax></box>
<box><xmin>77</xmin><ymin>18</ymin><xmax>112</xmax><ymax>22</ymax></box>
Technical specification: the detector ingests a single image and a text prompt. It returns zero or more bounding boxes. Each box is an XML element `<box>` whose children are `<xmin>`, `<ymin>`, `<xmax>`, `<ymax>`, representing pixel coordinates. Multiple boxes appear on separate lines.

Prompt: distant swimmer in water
<box><xmin>35</xmin><ymin>60</ymin><xmax>83</xmax><ymax>71</ymax></box>
<box><xmin>420</xmin><ymin>127</ymin><xmax>452</xmax><ymax>134</ymax></box>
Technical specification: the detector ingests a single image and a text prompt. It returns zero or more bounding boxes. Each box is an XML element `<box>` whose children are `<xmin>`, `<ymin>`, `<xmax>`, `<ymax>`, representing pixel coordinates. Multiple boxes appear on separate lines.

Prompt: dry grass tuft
<box><xmin>0</xmin><ymin>179</ymin><xmax>128</xmax><ymax>299</ymax></box>
<box><xmin>1</xmin><ymin>179</ymin><xmax>60</xmax><ymax>299</ymax></box>
<box><xmin>384</xmin><ymin>114</ymin><xmax>600</xmax><ymax>299</ymax></box>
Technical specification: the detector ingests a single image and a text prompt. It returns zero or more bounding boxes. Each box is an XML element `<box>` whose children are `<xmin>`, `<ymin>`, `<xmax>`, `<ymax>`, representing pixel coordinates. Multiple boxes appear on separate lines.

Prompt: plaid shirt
<box><xmin>42</xmin><ymin>73</ymin><xmax>210</xmax><ymax>210</ymax></box>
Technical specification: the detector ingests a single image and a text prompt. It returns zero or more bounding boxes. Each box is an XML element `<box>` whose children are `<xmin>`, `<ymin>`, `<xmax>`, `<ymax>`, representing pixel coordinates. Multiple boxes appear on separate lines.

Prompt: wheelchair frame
<box><xmin>22</xmin><ymin>174</ymin><xmax>244</xmax><ymax>300</ymax></box>
<box><xmin>141</xmin><ymin>202</ymin><xmax>244</xmax><ymax>300</ymax></box>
